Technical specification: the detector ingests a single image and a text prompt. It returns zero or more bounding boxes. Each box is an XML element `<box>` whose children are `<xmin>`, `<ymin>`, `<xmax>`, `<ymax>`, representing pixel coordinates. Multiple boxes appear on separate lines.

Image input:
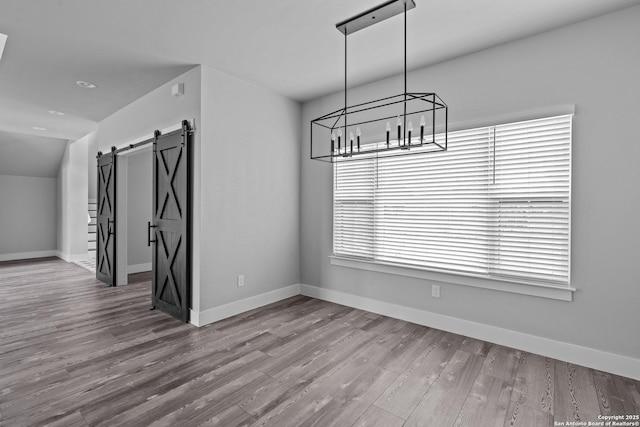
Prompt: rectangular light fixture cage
<box><xmin>311</xmin><ymin>92</ymin><xmax>448</xmax><ymax>162</ymax></box>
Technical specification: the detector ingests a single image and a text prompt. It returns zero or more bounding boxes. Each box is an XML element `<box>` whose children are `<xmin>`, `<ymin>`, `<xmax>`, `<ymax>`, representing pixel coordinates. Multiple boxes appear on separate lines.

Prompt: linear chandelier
<box><xmin>311</xmin><ymin>0</ymin><xmax>448</xmax><ymax>162</ymax></box>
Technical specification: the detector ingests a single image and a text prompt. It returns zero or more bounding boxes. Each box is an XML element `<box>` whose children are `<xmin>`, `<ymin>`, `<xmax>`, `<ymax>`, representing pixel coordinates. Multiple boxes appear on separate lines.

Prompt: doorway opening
<box><xmin>116</xmin><ymin>146</ymin><xmax>153</xmax><ymax>286</ymax></box>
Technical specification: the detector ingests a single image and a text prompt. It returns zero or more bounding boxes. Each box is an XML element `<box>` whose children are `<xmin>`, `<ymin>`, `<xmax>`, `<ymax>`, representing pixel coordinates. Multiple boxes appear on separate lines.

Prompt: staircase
<box><xmin>74</xmin><ymin>199</ymin><xmax>98</xmax><ymax>273</ymax></box>
<box><xmin>88</xmin><ymin>199</ymin><xmax>97</xmax><ymax>258</ymax></box>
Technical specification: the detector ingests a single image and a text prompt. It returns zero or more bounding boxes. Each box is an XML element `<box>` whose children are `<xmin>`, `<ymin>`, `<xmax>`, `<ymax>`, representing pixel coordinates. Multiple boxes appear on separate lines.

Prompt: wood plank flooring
<box><xmin>1</xmin><ymin>257</ymin><xmax>639</xmax><ymax>427</ymax></box>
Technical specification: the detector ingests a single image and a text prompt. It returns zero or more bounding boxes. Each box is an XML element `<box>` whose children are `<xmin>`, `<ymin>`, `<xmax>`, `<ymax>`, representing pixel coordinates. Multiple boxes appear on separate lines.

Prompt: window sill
<box><xmin>329</xmin><ymin>256</ymin><xmax>575</xmax><ymax>301</ymax></box>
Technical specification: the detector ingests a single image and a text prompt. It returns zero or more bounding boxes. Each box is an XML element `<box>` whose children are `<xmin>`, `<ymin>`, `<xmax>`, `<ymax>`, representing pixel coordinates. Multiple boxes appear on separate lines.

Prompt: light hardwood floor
<box><xmin>1</xmin><ymin>257</ymin><xmax>638</xmax><ymax>426</ymax></box>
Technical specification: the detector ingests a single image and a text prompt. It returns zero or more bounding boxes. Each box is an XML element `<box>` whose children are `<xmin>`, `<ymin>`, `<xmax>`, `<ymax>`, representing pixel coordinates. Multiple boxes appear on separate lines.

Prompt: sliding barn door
<box><xmin>96</xmin><ymin>150</ymin><xmax>117</xmax><ymax>286</ymax></box>
<box><xmin>151</xmin><ymin>122</ymin><xmax>191</xmax><ymax>322</ymax></box>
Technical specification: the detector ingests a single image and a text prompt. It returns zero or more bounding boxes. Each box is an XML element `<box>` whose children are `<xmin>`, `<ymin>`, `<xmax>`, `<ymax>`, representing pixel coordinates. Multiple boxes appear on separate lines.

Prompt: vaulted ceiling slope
<box><xmin>0</xmin><ymin>0</ymin><xmax>639</xmax><ymax>177</ymax></box>
<box><xmin>0</xmin><ymin>131</ymin><xmax>67</xmax><ymax>178</ymax></box>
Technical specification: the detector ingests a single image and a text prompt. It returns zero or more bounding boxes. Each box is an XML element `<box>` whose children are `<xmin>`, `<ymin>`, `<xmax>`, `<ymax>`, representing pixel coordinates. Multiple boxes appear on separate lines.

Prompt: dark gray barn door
<box><xmin>151</xmin><ymin>121</ymin><xmax>191</xmax><ymax>322</ymax></box>
<box><xmin>96</xmin><ymin>149</ymin><xmax>117</xmax><ymax>286</ymax></box>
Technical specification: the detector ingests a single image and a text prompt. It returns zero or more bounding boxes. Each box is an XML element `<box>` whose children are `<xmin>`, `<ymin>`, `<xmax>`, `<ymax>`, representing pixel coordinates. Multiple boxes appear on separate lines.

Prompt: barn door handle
<box><xmin>147</xmin><ymin>221</ymin><xmax>157</xmax><ymax>246</ymax></box>
<box><xmin>108</xmin><ymin>219</ymin><xmax>115</xmax><ymax>235</ymax></box>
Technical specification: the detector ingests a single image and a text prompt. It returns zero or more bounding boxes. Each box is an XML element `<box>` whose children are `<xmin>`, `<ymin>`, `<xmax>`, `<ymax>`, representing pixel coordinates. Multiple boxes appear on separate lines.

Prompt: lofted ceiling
<box><xmin>0</xmin><ymin>130</ymin><xmax>68</xmax><ymax>178</ymax></box>
<box><xmin>1</xmin><ymin>0</ymin><xmax>639</xmax><ymax>176</ymax></box>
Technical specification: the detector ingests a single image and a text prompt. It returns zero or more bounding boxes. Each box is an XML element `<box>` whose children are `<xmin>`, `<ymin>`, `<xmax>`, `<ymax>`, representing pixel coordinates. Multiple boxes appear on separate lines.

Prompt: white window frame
<box><xmin>331</xmin><ymin>108</ymin><xmax>576</xmax><ymax>301</ymax></box>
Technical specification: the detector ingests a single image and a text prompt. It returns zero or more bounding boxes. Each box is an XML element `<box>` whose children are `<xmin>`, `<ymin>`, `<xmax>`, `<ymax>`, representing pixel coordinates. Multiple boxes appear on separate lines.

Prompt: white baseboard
<box><xmin>0</xmin><ymin>250</ymin><xmax>58</xmax><ymax>262</ymax></box>
<box><xmin>190</xmin><ymin>284</ymin><xmax>301</xmax><ymax>327</ymax></box>
<box><xmin>128</xmin><ymin>263</ymin><xmax>152</xmax><ymax>274</ymax></box>
<box><xmin>300</xmin><ymin>284</ymin><xmax>640</xmax><ymax>381</ymax></box>
<box><xmin>189</xmin><ymin>308</ymin><xmax>200</xmax><ymax>327</ymax></box>
<box><xmin>56</xmin><ymin>251</ymin><xmax>90</xmax><ymax>263</ymax></box>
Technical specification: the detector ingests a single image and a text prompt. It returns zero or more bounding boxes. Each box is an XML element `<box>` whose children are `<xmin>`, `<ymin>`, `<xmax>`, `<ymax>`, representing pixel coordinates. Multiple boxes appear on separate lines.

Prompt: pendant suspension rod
<box><xmin>403</xmin><ymin>0</ymin><xmax>407</xmax><ymax>146</ymax></box>
<box><xmin>344</xmin><ymin>29</ymin><xmax>348</xmax><ymax>152</ymax></box>
<box><xmin>404</xmin><ymin>0</ymin><xmax>407</xmax><ymax>94</ymax></box>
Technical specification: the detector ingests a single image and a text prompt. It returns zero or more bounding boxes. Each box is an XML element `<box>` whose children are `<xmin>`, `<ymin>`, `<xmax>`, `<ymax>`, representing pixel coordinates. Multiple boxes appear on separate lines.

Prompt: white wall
<box><xmin>301</xmin><ymin>5</ymin><xmax>640</xmax><ymax>369</ymax></box>
<box><xmin>56</xmin><ymin>137</ymin><xmax>88</xmax><ymax>262</ymax></box>
<box><xmin>91</xmin><ymin>64</ymin><xmax>301</xmax><ymax>320</ymax></box>
<box><xmin>0</xmin><ymin>175</ymin><xmax>58</xmax><ymax>260</ymax></box>
<box><xmin>198</xmin><ymin>66</ymin><xmax>301</xmax><ymax>314</ymax></box>
<box><xmin>96</xmin><ymin>65</ymin><xmax>201</xmax><ymax>290</ymax></box>
<box><xmin>96</xmin><ymin>67</ymin><xmax>201</xmax><ymax>152</ymax></box>
<box><xmin>87</xmin><ymin>132</ymin><xmax>98</xmax><ymax>200</ymax></box>
<box><xmin>126</xmin><ymin>149</ymin><xmax>152</xmax><ymax>272</ymax></box>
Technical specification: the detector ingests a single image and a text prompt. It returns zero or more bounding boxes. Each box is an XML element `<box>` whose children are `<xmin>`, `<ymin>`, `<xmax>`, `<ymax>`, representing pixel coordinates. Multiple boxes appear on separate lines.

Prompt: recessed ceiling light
<box><xmin>48</xmin><ymin>110</ymin><xmax>65</xmax><ymax>116</ymax></box>
<box><xmin>32</xmin><ymin>126</ymin><xmax>47</xmax><ymax>131</ymax></box>
<box><xmin>76</xmin><ymin>80</ymin><xmax>97</xmax><ymax>89</ymax></box>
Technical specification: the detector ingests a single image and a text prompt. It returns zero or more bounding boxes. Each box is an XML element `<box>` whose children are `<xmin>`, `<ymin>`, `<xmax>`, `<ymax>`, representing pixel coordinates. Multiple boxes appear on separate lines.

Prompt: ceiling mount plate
<box><xmin>336</xmin><ymin>0</ymin><xmax>416</xmax><ymax>36</ymax></box>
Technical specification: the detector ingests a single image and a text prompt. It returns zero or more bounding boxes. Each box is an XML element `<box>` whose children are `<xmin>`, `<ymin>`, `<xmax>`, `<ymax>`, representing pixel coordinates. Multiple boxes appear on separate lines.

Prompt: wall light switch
<box><xmin>237</xmin><ymin>275</ymin><xmax>244</xmax><ymax>287</ymax></box>
<box><xmin>432</xmin><ymin>285</ymin><xmax>440</xmax><ymax>298</ymax></box>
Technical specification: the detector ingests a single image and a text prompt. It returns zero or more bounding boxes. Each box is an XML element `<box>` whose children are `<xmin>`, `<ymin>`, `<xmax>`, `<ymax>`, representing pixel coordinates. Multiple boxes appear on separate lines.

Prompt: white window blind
<box><xmin>334</xmin><ymin>158</ymin><xmax>375</xmax><ymax>259</ymax></box>
<box><xmin>333</xmin><ymin>114</ymin><xmax>572</xmax><ymax>286</ymax></box>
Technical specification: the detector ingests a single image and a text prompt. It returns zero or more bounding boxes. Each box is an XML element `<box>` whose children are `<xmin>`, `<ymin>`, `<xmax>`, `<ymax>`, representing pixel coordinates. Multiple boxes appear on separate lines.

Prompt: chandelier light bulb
<box><xmin>386</xmin><ymin>121</ymin><xmax>391</xmax><ymax>147</ymax></box>
<box><xmin>331</xmin><ymin>130</ymin><xmax>336</xmax><ymax>153</ymax></box>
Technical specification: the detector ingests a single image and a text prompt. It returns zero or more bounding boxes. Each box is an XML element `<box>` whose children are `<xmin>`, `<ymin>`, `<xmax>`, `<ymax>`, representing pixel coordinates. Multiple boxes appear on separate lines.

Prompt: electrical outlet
<box><xmin>432</xmin><ymin>285</ymin><xmax>440</xmax><ymax>298</ymax></box>
<box><xmin>237</xmin><ymin>275</ymin><xmax>244</xmax><ymax>287</ymax></box>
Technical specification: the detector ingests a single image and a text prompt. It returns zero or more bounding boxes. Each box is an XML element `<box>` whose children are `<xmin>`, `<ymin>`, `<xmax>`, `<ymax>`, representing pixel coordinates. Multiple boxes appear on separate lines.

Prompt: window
<box><xmin>333</xmin><ymin>115</ymin><xmax>572</xmax><ymax>287</ymax></box>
